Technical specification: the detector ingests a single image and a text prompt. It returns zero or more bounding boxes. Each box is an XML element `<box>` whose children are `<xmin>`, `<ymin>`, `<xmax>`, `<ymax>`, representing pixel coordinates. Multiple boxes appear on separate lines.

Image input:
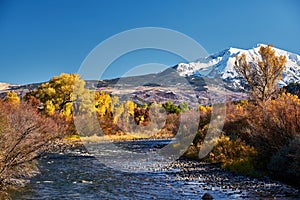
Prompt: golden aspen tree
<box><xmin>234</xmin><ymin>45</ymin><xmax>286</xmax><ymax>103</ymax></box>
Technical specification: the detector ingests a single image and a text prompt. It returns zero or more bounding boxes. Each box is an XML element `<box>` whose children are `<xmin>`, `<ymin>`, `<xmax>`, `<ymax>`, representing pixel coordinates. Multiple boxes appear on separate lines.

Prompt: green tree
<box><xmin>234</xmin><ymin>45</ymin><xmax>286</xmax><ymax>102</ymax></box>
<box><xmin>162</xmin><ymin>100</ymin><xmax>181</xmax><ymax>114</ymax></box>
<box><xmin>179</xmin><ymin>102</ymin><xmax>189</xmax><ymax>112</ymax></box>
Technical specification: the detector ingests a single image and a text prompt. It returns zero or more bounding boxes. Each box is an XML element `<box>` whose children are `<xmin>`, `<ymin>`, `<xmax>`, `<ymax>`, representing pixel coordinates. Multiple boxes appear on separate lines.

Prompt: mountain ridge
<box><xmin>175</xmin><ymin>44</ymin><xmax>300</xmax><ymax>90</ymax></box>
<box><xmin>1</xmin><ymin>44</ymin><xmax>299</xmax><ymax>105</ymax></box>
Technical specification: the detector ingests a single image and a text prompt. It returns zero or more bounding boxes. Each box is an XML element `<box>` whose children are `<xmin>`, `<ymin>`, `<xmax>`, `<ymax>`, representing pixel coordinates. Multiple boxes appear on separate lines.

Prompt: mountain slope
<box><xmin>175</xmin><ymin>44</ymin><xmax>300</xmax><ymax>89</ymax></box>
<box><xmin>0</xmin><ymin>82</ymin><xmax>19</xmax><ymax>91</ymax></box>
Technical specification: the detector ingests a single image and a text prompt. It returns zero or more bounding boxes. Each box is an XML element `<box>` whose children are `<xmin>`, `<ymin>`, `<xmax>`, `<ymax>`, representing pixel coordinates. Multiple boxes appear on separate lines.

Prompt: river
<box><xmin>11</xmin><ymin>140</ymin><xmax>299</xmax><ymax>199</ymax></box>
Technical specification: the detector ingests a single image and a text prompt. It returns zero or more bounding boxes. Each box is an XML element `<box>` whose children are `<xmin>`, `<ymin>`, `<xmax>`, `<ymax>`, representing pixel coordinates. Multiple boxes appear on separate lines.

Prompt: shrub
<box><xmin>0</xmin><ymin>100</ymin><xmax>61</xmax><ymax>190</ymax></box>
<box><xmin>156</xmin><ymin>113</ymin><xmax>180</xmax><ymax>138</ymax></box>
<box><xmin>248</xmin><ymin>93</ymin><xmax>300</xmax><ymax>168</ymax></box>
<box><xmin>192</xmin><ymin>105</ymin><xmax>212</xmax><ymax>146</ymax></box>
<box><xmin>223</xmin><ymin>158</ymin><xmax>256</xmax><ymax>176</ymax></box>
<box><xmin>206</xmin><ymin>134</ymin><xmax>257</xmax><ymax>176</ymax></box>
<box><xmin>268</xmin><ymin>136</ymin><xmax>300</xmax><ymax>185</ymax></box>
<box><xmin>223</xmin><ymin>101</ymin><xmax>251</xmax><ymax>142</ymax></box>
<box><xmin>186</xmin><ymin>92</ymin><xmax>300</xmax><ymax>180</ymax></box>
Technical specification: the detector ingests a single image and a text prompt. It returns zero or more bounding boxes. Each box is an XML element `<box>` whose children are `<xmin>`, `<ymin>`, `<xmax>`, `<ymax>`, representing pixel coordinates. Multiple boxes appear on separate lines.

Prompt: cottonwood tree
<box><xmin>27</xmin><ymin>73</ymin><xmax>93</xmax><ymax>118</ymax></box>
<box><xmin>234</xmin><ymin>45</ymin><xmax>286</xmax><ymax>103</ymax></box>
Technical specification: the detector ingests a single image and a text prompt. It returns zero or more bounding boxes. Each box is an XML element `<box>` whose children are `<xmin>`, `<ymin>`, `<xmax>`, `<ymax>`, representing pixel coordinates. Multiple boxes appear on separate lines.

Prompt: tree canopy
<box><xmin>234</xmin><ymin>45</ymin><xmax>286</xmax><ymax>102</ymax></box>
<box><xmin>27</xmin><ymin>73</ymin><xmax>93</xmax><ymax>118</ymax></box>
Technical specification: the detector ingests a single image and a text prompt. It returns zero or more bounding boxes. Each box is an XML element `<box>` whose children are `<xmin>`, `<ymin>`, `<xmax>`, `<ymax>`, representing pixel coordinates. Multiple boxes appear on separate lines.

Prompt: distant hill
<box><xmin>1</xmin><ymin>44</ymin><xmax>299</xmax><ymax>105</ymax></box>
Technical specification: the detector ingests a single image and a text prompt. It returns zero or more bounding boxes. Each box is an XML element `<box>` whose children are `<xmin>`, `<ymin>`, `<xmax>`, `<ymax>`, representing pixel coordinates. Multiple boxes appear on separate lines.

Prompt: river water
<box><xmin>11</xmin><ymin>140</ymin><xmax>299</xmax><ymax>199</ymax></box>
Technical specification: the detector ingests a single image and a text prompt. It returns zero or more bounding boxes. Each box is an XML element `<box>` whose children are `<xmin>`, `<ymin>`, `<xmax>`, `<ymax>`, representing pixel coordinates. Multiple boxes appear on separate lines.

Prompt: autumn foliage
<box><xmin>247</xmin><ymin>93</ymin><xmax>300</xmax><ymax>168</ymax></box>
<box><xmin>0</xmin><ymin>100</ymin><xmax>61</xmax><ymax>190</ymax></box>
<box><xmin>235</xmin><ymin>45</ymin><xmax>286</xmax><ymax>102</ymax></box>
<box><xmin>188</xmin><ymin>93</ymin><xmax>300</xmax><ymax>183</ymax></box>
<box><xmin>1</xmin><ymin>66</ymin><xmax>299</xmax><ymax>192</ymax></box>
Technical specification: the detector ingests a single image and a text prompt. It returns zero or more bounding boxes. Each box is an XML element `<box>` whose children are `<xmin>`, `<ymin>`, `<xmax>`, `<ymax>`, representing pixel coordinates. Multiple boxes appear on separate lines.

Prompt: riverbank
<box><xmin>65</xmin><ymin>133</ymin><xmax>174</xmax><ymax>143</ymax></box>
<box><xmin>163</xmin><ymin>159</ymin><xmax>300</xmax><ymax>199</ymax></box>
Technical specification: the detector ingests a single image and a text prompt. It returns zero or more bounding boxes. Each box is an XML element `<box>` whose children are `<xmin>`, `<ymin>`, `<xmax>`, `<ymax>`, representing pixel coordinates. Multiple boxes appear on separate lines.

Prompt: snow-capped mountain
<box><xmin>0</xmin><ymin>82</ymin><xmax>20</xmax><ymax>93</ymax></box>
<box><xmin>0</xmin><ymin>82</ymin><xmax>19</xmax><ymax>91</ymax></box>
<box><xmin>176</xmin><ymin>44</ymin><xmax>300</xmax><ymax>89</ymax></box>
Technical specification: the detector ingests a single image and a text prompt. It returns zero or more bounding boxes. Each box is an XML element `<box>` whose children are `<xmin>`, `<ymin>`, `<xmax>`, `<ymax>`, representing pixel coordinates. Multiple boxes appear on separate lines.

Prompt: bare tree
<box><xmin>234</xmin><ymin>45</ymin><xmax>286</xmax><ymax>103</ymax></box>
<box><xmin>0</xmin><ymin>100</ymin><xmax>61</xmax><ymax>190</ymax></box>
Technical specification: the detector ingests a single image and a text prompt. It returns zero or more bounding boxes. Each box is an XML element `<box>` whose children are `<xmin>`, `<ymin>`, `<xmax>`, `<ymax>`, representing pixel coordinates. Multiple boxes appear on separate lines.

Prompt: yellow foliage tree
<box><xmin>111</xmin><ymin>95</ymin><xmax>120</xmax><ymax>111</ymax></box>
<box><xmin>28</xmin><ymin>73</ymin><xmax>92</xmax><ymax>118</ymax></box>
<box><xmin>234</xmin><ymin>45</ymin><xmax>286</xmax><ymax>102</ymax></box>
<box><xmin>94</xmin><ymin>91</ymin><xmax>112</xmax><ymax>117</ymax></box>
<box><xmin>113</xmin><ymin>104</ymin><xmax>124</xmax><ymax>124</ymax></box>
<box><xmin>124</xmin><ymin>100</ymin><xmax>136</xmax><ymax>124</ymax></box>
<box><xmin>75</xmin><ymin>90</ymin><xmax>95</xmax><ymax>116</ymax></box>
<box><xmin>5</xmin><ymin>91</ymin><xmax>20</xmax><ymax>106</ymax></box>
<box><xmin>198</xmin><ymin>104</ymin><xmax>211</xmax><ymax>113</ymax></box>
<box><xmin>45</xmin><ymin>100</ymin><xmax>55</xmax><ymax>116</ymax></box>
<box><xmin>124</xmin><ymin>100</ymin><xmax>135</xmax><ymax>116</ymax></box>
<box><xmin>112</xmin><ymin>100</ymin><xmax>136</xmax><ymax>130</ymax></box>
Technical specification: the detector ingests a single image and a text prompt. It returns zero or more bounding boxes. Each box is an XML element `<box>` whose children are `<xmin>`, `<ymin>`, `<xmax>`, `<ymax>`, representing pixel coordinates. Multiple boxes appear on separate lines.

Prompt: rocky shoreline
<box><xmin>162</xmin><ymin>159</ymin><xmax>300</xmax><ymax>199</ymax></box>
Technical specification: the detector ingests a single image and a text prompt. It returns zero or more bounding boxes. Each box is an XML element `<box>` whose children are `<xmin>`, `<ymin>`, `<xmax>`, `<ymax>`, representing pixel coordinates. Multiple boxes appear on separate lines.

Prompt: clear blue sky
<box><xmin>0</xmin><ymin>0</ymin><xmax>299</xmax><ymax>84</ymax></box>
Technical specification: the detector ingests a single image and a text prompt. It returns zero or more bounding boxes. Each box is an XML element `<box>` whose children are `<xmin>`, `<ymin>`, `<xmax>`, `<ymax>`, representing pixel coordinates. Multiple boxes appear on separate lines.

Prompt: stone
<box><xmin>202</xmin><ymin>192</ymin><xmax>214</xmax><ymax>199</ymax></box>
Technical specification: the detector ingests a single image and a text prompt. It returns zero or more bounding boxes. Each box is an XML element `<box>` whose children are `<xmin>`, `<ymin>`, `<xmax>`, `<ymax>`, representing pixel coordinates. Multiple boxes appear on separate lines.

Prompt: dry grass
<box><xmin>79</xmin><ymin>134</ymin><xmax>142</xmax><ymax>142</ymax></box>
<box><xmin>78</xmin><ymin>132</ymin><xmax>174</xmax><ymax>143</ymax></box>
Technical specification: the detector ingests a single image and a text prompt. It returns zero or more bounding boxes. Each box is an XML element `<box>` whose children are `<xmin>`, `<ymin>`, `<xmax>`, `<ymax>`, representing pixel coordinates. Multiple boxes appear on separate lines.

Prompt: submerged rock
<box><xmin>201</xmin><ymin>192</ymin><xmax>213</xmax><ymax>199</ymax></box>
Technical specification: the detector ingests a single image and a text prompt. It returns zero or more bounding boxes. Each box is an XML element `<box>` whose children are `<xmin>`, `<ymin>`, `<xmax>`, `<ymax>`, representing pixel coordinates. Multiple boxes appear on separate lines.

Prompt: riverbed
<box><xmin>11</xmin><ymin>140</ymin><xmax>300</xmax><ymax>199</ymax></box>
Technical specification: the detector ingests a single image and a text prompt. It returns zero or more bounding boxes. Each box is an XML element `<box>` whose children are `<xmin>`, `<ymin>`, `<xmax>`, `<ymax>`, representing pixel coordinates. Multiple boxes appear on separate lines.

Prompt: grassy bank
<box><xmin>65</xmin><ymin>133</ymin><xmax>174</xmax><ymax>143</ymax></box>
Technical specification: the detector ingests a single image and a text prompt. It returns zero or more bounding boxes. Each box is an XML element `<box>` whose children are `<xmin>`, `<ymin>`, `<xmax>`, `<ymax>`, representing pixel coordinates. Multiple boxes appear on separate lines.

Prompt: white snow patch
<box><xmin>176</xmin><ymin>44</ymin><xmax>300</xmax><ymax>88</ymax></box>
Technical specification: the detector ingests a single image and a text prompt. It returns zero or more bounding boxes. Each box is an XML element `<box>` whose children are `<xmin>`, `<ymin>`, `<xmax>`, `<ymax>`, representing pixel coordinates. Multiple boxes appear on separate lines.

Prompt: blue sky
<box><xmin>0</xmin><ymin>0</ymin><xmax>299</xmax><ymax>84</ymax></box>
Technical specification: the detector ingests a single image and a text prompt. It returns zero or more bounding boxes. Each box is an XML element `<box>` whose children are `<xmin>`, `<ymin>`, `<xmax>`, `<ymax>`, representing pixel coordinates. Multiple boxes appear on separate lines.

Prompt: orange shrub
<box><xmin>0</xmin><ymin>100</ymin><xmax>61</xmax><ymax>190</ymax></box>
<box><xmin>248</xmin><ymin>93</ymin><xmax>300</xmax><ymax>167</ymax></box>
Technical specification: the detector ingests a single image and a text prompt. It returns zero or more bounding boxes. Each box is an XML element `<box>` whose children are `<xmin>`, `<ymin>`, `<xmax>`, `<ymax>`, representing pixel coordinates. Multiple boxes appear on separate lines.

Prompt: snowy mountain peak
<box><xmin>0</xmin><ymin>82</ymin><xmax>19</xmax><ymax>91</ymax></box>
<box><xmin>176</xmin><ymin>45</ymin><xmax>300</xmax><ymax>88</ymax></box>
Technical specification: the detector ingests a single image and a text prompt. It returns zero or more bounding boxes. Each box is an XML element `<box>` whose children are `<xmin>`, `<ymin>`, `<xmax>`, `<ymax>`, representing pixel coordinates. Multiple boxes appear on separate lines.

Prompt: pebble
<box><xmin>158</xmin><ymin>159</ymin><xmax>300</xmax><ymax>199</ymax></box>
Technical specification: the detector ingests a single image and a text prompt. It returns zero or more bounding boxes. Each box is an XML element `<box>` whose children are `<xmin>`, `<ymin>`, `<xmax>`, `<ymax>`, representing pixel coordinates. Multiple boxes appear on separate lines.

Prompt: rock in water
<box><xmin>202</xmin><ymin>192</ymin><xmax>213</xmax><ymax>199</ymax></box>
